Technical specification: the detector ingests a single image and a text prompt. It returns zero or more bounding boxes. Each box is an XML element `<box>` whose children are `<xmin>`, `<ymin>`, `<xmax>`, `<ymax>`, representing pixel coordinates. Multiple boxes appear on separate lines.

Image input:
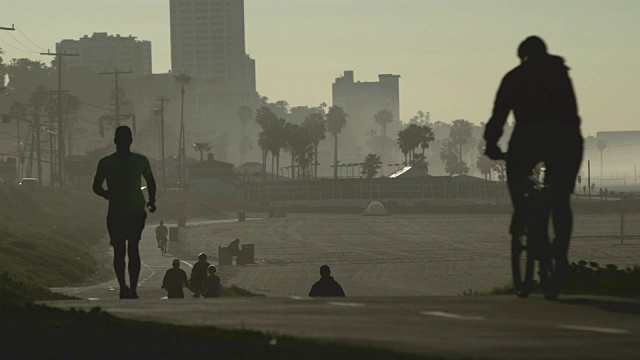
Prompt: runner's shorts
<box><xmin>107</xmin><ymin>212</ymin><xmax>147</xmax><ymax>246</ymax></box>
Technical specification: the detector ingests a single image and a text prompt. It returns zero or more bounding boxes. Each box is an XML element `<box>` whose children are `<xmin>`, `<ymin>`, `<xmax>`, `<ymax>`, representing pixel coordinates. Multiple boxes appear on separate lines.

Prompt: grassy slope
<box><xmin>0</xmin><ymin>186</ymin><xmax>429</xmax><ymax>359</ymax></box>
<box><xmin>0</xmin><ymin>185</ymin><xmax>105</xmax><ymax>287</ymax></box>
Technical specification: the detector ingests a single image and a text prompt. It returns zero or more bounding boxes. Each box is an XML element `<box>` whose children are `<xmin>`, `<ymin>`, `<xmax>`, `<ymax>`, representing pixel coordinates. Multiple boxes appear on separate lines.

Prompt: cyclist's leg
<box><xmin>545</xmin><ymin>132</ymin><xmax>583</xmax><ymax>266</ymax></box>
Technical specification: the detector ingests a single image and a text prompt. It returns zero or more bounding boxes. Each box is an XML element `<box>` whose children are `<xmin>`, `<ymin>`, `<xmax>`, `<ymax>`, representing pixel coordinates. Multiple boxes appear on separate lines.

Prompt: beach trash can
<box><xmin>238</xmin><ymin>211</ymin><xmax>246</xmax><ymax>222</ymax></box>
<box><xmin>239</xmin><ymin>244</ymin><xmax>255</xmax><ymax>265</ymax></box>
<box><xmin>178</xmin><ymin>214</ymin><xmax>186</xmax><ymax>227</ymax></box>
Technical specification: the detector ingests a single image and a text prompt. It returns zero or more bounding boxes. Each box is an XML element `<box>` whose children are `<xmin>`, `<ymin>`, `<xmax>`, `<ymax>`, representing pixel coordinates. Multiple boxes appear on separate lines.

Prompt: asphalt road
<box><xmin>47</xmin><ymin>217</ymin><xmax>640</xmax><ymax>359</ymax></box>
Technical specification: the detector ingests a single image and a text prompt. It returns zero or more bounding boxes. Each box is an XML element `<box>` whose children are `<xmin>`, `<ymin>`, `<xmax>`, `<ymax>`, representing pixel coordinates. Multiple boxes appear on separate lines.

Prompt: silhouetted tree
<box><xmin>326</xmin><ymin>106</ymin><xmax>348</xmax><ymax>179</ymax></box>
<box><xmin>302</xmin><ymin>112</ymin><xmax>326</xmax><ymax>178</ymax></box>
<box><xmin>192</xmin><ymin>142</ymin><xmax>212</xmax><ymax>162</ymax></box>
<box><xmin>361</xmin><ymin>153</ymin><xmax>382</xmax><ymax>179</ymax></box>
<box><xmin>374</xmin><ymin>109</ymin><xmax>394</xmax><ymax>167</ymax></box>
<box><xmin>450</xmin><ymin>119</ymin><xmax>473</xmax><ymax>163</ymax></box>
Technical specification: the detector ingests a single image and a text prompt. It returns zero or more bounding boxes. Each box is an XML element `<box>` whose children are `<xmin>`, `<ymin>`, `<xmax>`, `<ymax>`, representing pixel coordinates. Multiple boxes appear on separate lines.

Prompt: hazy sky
<box><xmin>2</xmin><ymin>0</ymin><xmax>639</xmax><ymax>136</ymax></box>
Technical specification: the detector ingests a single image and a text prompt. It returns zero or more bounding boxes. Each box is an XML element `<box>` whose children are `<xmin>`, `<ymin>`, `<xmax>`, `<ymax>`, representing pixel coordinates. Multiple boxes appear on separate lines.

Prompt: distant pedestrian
<box><xmin>202</xmin><ymin>265</ymin><xmax>223</xmax><ymax>298</ymax></box>
<box><xmin>162</xmin><ymin>259</ymin><xmax>192</xmax><ymax>299</ymax></box>
<box><xmin>93</xmin><ymin>125</ymin><xmax>156</xmax><ymax>299</ymax></box>
<box><xmin>309</xmin><ymin>265</ymin><xmax>345</xmax><ymax>297</ymax></box>
<box><xmin>190</xmin><ymin>253</ymin><xmax>210</xmax><ymax>297</ymax></box>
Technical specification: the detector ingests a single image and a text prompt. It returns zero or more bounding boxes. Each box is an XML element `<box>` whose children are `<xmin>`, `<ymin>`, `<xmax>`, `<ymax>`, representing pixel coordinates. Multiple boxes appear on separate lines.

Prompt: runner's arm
<box><xmin>142</xmin><ymin>158</ymin><xmax>157</xmax><ymax>212</ymax></box>
<box><xmin>92</xmin><ymin>159</ymin><xmax>109</xmax><ymax>199</ymax></box>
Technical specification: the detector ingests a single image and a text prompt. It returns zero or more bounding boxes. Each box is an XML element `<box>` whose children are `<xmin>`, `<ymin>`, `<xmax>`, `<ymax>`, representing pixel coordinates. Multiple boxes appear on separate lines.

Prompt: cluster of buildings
<box><xmin>54</xmin><ymin>0</ymin><xmax>399</xmax><ymax>137</ymax></box>
<box><xmin>1</xmin><ymin>0</ymin><xmax>402</xmax><ymax>187</ymax></box>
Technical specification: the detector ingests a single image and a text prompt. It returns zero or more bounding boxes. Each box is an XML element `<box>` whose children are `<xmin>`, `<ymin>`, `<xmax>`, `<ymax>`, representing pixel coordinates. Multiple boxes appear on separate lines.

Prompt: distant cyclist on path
<box><xmin>484</xmin><ymin>36</ymin><xmax>584</xmax><ymax>297</ymax></box>
<box><xmin>156</xmin><ymin>221</ymin><xmax>168</xmax><ymax>255</ymax></box>
<box><xmin>93</xmin><ymin>125</ymin><xmax>157</xmax><ymax>299</ymax></box>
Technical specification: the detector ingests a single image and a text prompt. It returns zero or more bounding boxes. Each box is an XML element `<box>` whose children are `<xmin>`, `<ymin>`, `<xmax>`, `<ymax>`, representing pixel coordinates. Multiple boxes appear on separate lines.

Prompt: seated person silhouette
<box><xmin>228</xmin><ymin>238</ymin><xmax>241</xmax><ymax>257</ymax></box>
<box><xmin>162</xmin><ymin>258</ymin><xmax>192</xmax><ymax>299</ymax></box>
<box><xmin>309</xmin><ymin>265</ymin><xmax>345</xmax><ymax>297</ymax></box>
<box><xmin>190</xmin><ymin>253</ymin><xmax>210</xmax><ymax>297</ymax></box>
<box><xmin>202</xmin><ymin>265</ymin><xmax>223</xmax><ymax>298</ymax></box>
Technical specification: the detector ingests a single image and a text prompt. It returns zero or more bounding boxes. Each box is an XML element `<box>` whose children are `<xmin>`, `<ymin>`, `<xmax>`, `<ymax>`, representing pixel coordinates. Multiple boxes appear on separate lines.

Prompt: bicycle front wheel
<box><xmin>511</xmin><ymin>234</ymin><xmax>534</xmax><ymax>298</ymax></box>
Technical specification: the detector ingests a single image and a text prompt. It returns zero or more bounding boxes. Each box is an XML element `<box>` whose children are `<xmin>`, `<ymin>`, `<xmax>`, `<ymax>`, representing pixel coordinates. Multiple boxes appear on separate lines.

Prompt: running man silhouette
<box><xmin>93</xmin><ymin>126</ymin><xmax>157</xmax><ymax>299</ymax></box>
<box><xmin>484</xmin><ymin>36</ymin><xmax>583</xmax><ymax>298</ymax></box>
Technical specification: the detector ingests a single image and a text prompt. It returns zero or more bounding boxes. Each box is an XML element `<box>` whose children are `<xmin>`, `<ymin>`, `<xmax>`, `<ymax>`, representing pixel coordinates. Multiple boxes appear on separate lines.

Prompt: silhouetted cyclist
<box><xmin>309</xmin><ymin>265</ymin><xmax>345</xmax><ymax>297</ymax></box>
<box><xmin>93</xmin><ymin>126</ymin><xmax>157</xmax><ymax>299</ymax></box>
<box><xmin>156</xmin><ymin>221</ymin><xmax>168</xmax><ymax>255</ymax></box>
<box><xmin>162</xmin><ymin>258</ymin><xmax>192</xmax><ymax>299</ymax></box>
<box><xmin>484</xmin><ymin>36</ymin><xmax>583</xmax><ymax>298</ymax></box>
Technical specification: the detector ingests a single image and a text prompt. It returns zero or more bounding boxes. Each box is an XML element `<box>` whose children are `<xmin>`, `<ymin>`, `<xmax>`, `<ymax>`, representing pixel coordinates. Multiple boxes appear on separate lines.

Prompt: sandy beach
<box><xmin>162</xmin><ymin>212</ymin><xmax>640</xmax><ymax>297</ymax></box>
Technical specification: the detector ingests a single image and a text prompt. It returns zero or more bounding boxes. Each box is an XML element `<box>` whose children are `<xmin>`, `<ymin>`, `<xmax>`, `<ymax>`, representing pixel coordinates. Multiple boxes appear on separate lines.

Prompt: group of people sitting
<box><xmin>161</xmin><ymin>252</ymin><xmax>345</xmax><ymax>299</ymax></box>
<box><xmin>162</xmin><ymin>253</ymin><xmax>222</xmax><ymax>299</ymax></box>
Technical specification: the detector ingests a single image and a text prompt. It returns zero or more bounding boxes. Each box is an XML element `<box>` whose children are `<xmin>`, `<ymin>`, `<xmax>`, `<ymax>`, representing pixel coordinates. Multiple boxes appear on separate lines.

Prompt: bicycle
<box><xmin>158</xmin><ymin>237</ymin><xmax>168</xmax><ymax>256</ymax></box>
<box><xmin>497</xmin><ymin>153</ymin><xmax>561</xmax><ymax>300</ymax></box>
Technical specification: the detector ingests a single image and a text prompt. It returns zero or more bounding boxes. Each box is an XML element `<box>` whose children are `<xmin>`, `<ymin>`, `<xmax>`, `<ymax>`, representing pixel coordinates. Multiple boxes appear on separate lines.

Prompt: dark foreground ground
<box><xmin>41</xmin><ymin>295</ymin><xmax>640</xmax><ymax>360</ymax></box>
<box><xmin>0</xmin><ymin>303</ymin><xmax>427</xmax><ymax>360</ymax></box>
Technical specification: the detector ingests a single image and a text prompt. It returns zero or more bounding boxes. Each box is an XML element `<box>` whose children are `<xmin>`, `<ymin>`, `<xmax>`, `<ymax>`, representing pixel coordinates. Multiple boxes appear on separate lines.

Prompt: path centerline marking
<box><xmin>422</xmin><ymin>311</ymin><xmax>486</xmax><ymax>321</ymax></box>
<box><xmin>558</xmin><ymin>325</ymin><xmax>631</xmax><ymax>335</ymax></box>
<box><xmin>328</xmin><ymin>302</ymin><xmax>366</xmax><ymax>307</ymax></box>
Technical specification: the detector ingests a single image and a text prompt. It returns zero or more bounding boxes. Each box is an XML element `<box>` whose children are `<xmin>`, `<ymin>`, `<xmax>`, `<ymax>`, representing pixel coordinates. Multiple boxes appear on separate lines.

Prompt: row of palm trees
<box><xmin>255</xmin><ymin>105</ymin><xmax>348</xmax><ymax>180</ymax></box>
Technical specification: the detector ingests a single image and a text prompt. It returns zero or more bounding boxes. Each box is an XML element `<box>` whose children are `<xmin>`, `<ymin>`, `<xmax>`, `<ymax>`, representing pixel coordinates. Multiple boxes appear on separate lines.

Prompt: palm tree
<box><xmin>192</xmin><ymin>142</ymin><xmax>212</xmax><ymax>162</ymax></box>
<box><xmin>326</xmin><ymin>106</ymin><xmax>348</xmax><ymax>179</ymax></box>
<box><xmin>273</xmin><ymin>100</ymin><xmax>290</xmax><ymax>117</ymax></box>
<box><xmin>269</xmin><ymin>117</ymin><xmax>286</xmax><ymax>181</ymax></box>
<box><xmin>450</xmin><ymin>119</ymin><xmax>473</xmax><ymax>163</ymax></box>
<box><xmin>255</xmin><ymin>107</ymin><xmax>278</xmax><ymax>180</ymax></box>
<box><xmin>374</xmin><ymin>109</ymin><xmax>394</xmax><ymax>169</ymax></box>
<box><xmin>302</xmin><ymin>112</ymin><xmax>326</xmax><ymax>178</ymax></box>
<box><xmin>174</xmin><ymin>73</ymin><xmax>192</xmax><ymax>190</ymax></box>
<box><xmin>396</xmin><ymin>128</ymin><xmax>410</xmax><ymax>165</ymax></box>
<box><xmin>361</xmin><ymin>153</ymin><xmax>382</xmax><ymax>178</ymax></box>
<box><xmin>476</xmin><ymin>141</ymin><xmax>494</xmax><ymax>180</ymax></box>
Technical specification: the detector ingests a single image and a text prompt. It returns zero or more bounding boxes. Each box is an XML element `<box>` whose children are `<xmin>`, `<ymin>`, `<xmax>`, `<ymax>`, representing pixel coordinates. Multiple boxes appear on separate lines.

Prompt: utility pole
<box><xmin>0</xmin><ymin>24</ymin><xmax>15</xmax><ymax>31</ymax></box>
<box><xmin>156</xmin><ymin>96</ymin><xmax>170</xmax><ymax>189</ymax></box>
<box><xmin>33</xmin><ymin>106</ymin><xmax>42</xmax><ymax>183</ymax></box>
<box><xmin>41</xmin><ymin>50</ymin><xmax>79</xmax><ymax>187</ymax></box>
<box><xmin>100</xmin><ymin>69</ymin><xmax>133</xmax><ymax>127</ymax></box>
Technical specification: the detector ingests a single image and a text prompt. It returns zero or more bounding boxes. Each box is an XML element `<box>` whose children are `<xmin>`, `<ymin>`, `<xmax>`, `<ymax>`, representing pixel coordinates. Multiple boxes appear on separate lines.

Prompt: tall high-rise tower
<box><xmin>169</xmin><ymin>0</ymin><xmax>255</xmax><ymax>93</ymax></box>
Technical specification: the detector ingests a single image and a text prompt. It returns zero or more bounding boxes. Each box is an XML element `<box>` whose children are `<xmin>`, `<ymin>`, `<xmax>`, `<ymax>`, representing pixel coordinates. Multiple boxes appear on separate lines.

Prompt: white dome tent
<box><xmin>362</xmin><ymin>200</ymin><xmax>389</xmax><ymax>216</ymax></box>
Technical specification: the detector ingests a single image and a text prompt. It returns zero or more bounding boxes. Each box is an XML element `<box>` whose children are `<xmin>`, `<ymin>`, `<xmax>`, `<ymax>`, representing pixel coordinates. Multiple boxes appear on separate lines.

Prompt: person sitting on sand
<box><xmin>309</xmin><ymin>265</ymin><xmax>345</xmax><ymax>297</ymax></box>
<box><xmin>162</xmin><ymin>259</ymin><xmax>192</xmax><ymax>299</ymax></box>
<box><xmin>190</xmin><ymin>253</ymin><xmax>210</xmax><ymax>298</ymax></box>
<box><xmin>228</xmin><ymin>238</ymin><xmax>241</xmax><ymax>257</ymax></box>
<box><xmin>202</xmin><ymin>265</ymin><xmax>223</xmax><ymax>298</ymax></box>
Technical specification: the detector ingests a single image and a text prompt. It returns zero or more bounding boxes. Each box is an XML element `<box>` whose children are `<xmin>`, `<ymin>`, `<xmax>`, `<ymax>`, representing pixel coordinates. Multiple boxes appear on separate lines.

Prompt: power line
<box><xmin>0</xmin><ymin>37</ymin><xmax>38</xmax><ymax>54</ymax></box>
<box><xmin>7</xmin><ymin>32</ymin><xmax>40</xmax><ymax>53</ymax></box>
<box><xmin>16</xmin><ymin>28</ymin><xmax>46</xmax><ymax>52</ymax></box>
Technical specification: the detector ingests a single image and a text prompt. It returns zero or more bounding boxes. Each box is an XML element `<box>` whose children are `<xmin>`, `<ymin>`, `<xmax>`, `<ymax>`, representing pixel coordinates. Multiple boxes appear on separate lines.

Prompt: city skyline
<box><xmin>1</xmin><ymin>0</ymin><xmax>639</xmax><ymax>137</ymax></box>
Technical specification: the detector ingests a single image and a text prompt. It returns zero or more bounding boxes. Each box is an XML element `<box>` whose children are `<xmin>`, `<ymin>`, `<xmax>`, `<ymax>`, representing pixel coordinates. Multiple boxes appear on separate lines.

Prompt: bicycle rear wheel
<box><xmin>511</xmin><ymin>234</ymin><xmax>535</xmax><ymax>297</ymax></box>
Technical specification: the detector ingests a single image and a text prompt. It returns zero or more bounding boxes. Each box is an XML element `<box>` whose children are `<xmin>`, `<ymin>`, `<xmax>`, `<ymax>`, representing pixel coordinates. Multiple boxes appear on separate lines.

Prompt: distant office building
<box><xmin>169</xmin><ymin>0</ymin><xmax>256</xmax><ymax>93</ymax></box>
<box><xmin>56</xmin><ymin>33</ymin><xmax>152</xmax><ymax>75</ymax></box>
<box><xmin>332</xmin><ymin>70</ymin><xmax>401</xmax><ymax>129</ymax></box>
